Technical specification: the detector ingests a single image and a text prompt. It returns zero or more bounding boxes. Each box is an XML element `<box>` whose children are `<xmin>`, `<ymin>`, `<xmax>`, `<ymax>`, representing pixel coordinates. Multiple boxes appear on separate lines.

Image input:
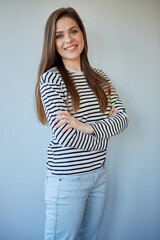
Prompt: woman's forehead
<box><xmin>56</xmin><ymin>17</ymin><xmax>79</xmax><ymax>32</ymax></box>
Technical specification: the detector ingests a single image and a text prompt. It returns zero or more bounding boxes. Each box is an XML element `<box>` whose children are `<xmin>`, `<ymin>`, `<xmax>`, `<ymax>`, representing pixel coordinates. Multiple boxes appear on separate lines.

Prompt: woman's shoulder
<box><xmin>93</xmin><ymin>68</ymin><xmax>111</xmax><ymax>83</ymax></box>
<box><xmin>40</xmin><ymin>66</ymin><xmax>62</xmax><ymax>86</ymax></box>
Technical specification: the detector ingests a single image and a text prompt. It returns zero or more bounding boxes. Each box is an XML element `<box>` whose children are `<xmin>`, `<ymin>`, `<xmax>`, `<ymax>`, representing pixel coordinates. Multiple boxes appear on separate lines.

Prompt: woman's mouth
<box><xmin>64</xmin><ymin>45</ymin><xmax>78</xmax><ymax>51</ymax></box>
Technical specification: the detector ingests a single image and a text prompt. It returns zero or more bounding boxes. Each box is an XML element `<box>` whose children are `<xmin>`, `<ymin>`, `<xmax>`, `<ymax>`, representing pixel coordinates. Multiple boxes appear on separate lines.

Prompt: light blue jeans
<box><xmin>44</xmin><ymin>163</ymin><xmax>107</xmax><ymax>240</ymax></box>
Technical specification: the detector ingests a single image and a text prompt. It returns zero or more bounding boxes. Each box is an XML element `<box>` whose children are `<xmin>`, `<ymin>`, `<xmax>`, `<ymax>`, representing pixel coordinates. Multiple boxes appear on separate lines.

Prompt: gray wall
<box><xmin>0</xmin><ymin>0</ymin><xmax>160</xmax><ymax>239</ymax></box>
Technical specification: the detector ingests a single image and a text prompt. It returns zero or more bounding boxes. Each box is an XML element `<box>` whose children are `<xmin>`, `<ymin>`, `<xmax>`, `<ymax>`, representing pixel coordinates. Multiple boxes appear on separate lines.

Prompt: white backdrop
<box><xmin>0</xmin><ymin>0</ymin><xmax>160</xmax><ymax>239</ymax></box>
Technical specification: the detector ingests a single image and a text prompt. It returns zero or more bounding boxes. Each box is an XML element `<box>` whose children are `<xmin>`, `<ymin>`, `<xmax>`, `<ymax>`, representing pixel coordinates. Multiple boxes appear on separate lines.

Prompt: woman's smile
<box><xmin>64</xmin><ymin>44</ymin><xmax>78</xmax><ymax>51</ymax></box>
<box><xmin>55</xmin><ymin>17</ymin><xmax>84</xmax><ymax>68</ymax></box>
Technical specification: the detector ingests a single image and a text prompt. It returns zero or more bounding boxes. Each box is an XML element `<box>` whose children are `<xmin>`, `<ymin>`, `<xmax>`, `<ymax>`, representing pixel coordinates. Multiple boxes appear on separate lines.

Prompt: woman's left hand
<box><xmin>54</xmin><ymin>111</ymin><xmax>94</xmax><ymax>134</ymax></box>
<box><xmin>108</xmin><ymin>106</ymin><xmax>118</xmax><ymax>140</ymax></box>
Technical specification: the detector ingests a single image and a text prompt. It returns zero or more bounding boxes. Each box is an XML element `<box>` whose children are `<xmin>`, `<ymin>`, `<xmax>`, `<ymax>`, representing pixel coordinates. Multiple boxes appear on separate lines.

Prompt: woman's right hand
<box><xmin>54</xmin><ymin>111</ymin><xmax>94</xmax><ymax>134</ymax></box>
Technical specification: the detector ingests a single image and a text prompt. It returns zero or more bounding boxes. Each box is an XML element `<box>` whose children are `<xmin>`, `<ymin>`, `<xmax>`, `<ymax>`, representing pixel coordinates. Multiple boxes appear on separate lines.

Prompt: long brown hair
<box><xmin>35</xmin><ymin>7</ymin><xmax>111</xmax><ymax>125</ymax></box>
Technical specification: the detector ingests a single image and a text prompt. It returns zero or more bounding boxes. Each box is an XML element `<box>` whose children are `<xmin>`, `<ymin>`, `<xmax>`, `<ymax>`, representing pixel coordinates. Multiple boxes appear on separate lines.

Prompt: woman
<box><xmin>35</xmin><ymin>7</ymin><xmax>128</xmax><ymax>240</ymax></box>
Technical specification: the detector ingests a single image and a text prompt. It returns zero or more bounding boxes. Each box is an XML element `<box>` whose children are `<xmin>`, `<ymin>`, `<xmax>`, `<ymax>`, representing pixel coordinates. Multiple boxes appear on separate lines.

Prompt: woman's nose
<box><xmin>65</xmin><ymin>34</ymin><xmax>73</xmax><ymax>43</ymax></box>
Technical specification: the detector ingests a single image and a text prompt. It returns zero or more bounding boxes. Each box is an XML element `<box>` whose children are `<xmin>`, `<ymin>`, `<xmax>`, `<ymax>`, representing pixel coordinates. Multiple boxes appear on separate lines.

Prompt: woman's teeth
<box><xmin>66</xmin><ymin>46</ymin><xmax>77</xmax><ymax>50</ymax></box>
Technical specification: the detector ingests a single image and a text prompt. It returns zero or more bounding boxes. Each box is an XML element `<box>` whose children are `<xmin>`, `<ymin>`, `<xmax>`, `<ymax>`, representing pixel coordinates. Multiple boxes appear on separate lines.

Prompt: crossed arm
<box><xmin>40</xmin><ymin>71</ymin><xmax>128</xmax><ymax>151</ymax></box>
<box><xmin>54</xmin><ymin>106</ymin><xmax>118</xmax><ymax>136</ymax></box>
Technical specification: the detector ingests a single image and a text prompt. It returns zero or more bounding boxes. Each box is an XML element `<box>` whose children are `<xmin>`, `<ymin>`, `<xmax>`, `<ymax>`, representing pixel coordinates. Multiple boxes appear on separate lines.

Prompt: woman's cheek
<box><xmin>55</xmin><ymin>40</ymin><xmax>62</xmax><ymax>52</ymax></box>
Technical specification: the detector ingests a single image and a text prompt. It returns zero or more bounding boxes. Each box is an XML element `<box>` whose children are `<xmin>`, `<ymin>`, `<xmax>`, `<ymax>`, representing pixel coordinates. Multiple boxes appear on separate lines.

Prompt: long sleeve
<box><xmin>40</xmin><ymin>70</ymin><xmax>107</xmax><ymax>151</ymax></box>
<box><xmin>89</xmin><ymin>84</ymin><xmax>129</xmax><ymax>139</ymax></box>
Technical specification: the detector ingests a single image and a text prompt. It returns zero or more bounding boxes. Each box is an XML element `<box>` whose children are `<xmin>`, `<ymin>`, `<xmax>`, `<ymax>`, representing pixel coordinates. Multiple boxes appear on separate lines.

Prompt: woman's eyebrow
<box><xmin>56</xmin><ymin>26</ymin><xmax>78</xmax><ymax>33</ymax></box>
<box><xmin>69</xmin><ymin>26</ymin><xmax>78</xmax><ymax>30</ymax></box>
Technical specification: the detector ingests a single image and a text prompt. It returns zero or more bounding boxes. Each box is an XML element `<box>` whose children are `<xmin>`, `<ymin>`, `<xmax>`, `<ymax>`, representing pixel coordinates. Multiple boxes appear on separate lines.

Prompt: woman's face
<box><xmin>55</xmin><ymin>17</ymin><xmax>84</xmax><ymax>66</ymax></box>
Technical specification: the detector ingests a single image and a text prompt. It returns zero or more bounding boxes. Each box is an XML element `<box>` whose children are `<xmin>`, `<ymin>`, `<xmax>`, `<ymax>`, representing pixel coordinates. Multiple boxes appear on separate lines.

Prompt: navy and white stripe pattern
<box><xmin>40</xmin><ymin>67</ymin><xmax>128</xmax><ymax>175</ymax></box>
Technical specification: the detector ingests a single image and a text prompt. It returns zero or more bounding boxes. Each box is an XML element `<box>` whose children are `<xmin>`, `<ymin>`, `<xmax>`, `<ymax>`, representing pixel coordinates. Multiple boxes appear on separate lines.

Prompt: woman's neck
<box><xmin>62</xmin><ymin>58</ymin><xmax>81</xmax><ymax>72</ymax></box>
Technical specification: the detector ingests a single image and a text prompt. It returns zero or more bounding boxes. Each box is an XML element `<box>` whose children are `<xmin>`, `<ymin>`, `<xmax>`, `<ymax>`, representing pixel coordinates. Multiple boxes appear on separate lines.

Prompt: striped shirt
<box><xmin>40</xmin><ymin>67</ymin><xmax>128</xmax><ymax>175</ymax></box>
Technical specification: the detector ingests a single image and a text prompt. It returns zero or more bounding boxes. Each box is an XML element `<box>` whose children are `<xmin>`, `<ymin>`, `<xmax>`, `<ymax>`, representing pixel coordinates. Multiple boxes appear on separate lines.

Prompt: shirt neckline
<box><xmin>66</xmin><ymin>66</ymin><xmax>84</xmax><ymax>75</ymax></box>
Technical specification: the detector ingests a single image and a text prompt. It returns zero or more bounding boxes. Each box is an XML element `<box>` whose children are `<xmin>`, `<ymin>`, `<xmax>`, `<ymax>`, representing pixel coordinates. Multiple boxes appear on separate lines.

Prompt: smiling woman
<box><xmin>35</xmin><ymin>7</ymin><xmax>128</xmax><ymax>240</ymax></box>
<box><xmin>56</xmin><ymin>17</ymin><xmax>84</xmax><ymax>71</ymax></box>
<box><xmin>55</xmin><ymin>17</ymin><xmax>84</xmax><ymax>71</ymax></box>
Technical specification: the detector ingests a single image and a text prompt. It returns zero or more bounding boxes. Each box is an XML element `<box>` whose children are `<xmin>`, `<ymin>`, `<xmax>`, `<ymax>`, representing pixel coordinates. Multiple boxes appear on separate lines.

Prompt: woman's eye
<box><xmin>71</xmin><ymin>30</ymin><xmax>78</xmax><ymax>34</ymax></box>
<box><xmin>56</xmin><ymin>34</ymin><xmax>63</xmax><ymax>39</ymax></box>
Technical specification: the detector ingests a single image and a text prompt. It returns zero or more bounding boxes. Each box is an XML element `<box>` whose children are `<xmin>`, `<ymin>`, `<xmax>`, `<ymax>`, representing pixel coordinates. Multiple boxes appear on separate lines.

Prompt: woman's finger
<box><xmin>108</xmin><ymin>106</ymin><xmax>118</xmax><ymax>117</ymax></box>
<box><xmin>55</xmin><ymin>118</ymin><xmax>71</xmax><ymax>128</ymax></box>
<box><xmin>108</xmin><ymin>107</ymin><xmax>114</xmax><ymax>117</ymax></box>
<box><xmin>62</xmin><ymin>124</ymin><xmax>71</xmax><ymax>133</ymax></box>
<box><xmin>57</xmin><ymin>111</ymin><xmax>70</xmax><ymax>116</ymax></box>
<box><xmin>54</xmin><ymin>114</ymin><xmax>70</xmax><ymax>124</ymax></box>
